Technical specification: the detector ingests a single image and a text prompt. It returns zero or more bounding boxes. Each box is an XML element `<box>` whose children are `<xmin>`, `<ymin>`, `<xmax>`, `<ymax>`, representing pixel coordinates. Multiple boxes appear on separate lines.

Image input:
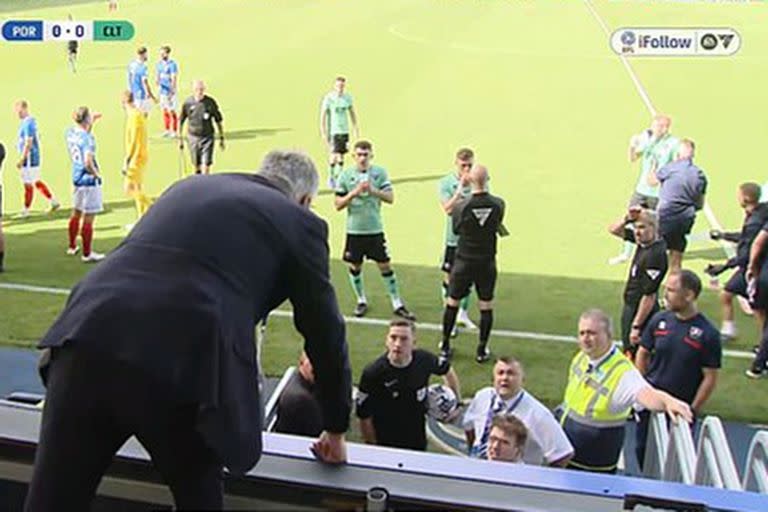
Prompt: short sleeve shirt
<box><xmin>641</xmin><ymin>311</ymin><xmax>722</xmax><ymax>404</ymax></box>
<box><xmin>439</xmin><ymin>172</ymin><xmax>471</xmax><ymax>247</ymax></box>
<box><xmin>335</xmin><ymin>165</ymin><xmax>392</xmax><ymax>235</ymax></box>
<box><xmin>636</xmin><ymin>133</ymin><xmax>680</xmax><ymax>197</ymax></box>
<box><xmin>462</xmin><ymin>387</ymin><xmax>574</xmax><ymax>465</ymax></box>
<box><xmin>356</xmin><ymin>349</ymin><xmax>450</xmax><ymax>450</ymax></box>
<box><xmin>156</xmin><ymin>59</ymin><xmax>178</xmax><ymax>95</ymax></box>
<box><xmin>17</xmin><ymin>116</ymin><xmax>40</xmax><ymax>167</ymax></box>
<box><xmin>65</xmin><ymin>126</ymin><xmax>98</xmax><ymax>187</ymax></box>
<box><xmin>128</xmin><ymin>60</ymin><xmax>149</xmax><ymax>100</ymax></box>
<box><xmin>321</xmin><ymin>92</ymin><xmax>353</xmax><ymax>136</ymax></box>
<box><xmin>181</xmin><ymin>95</ymin><xmax>223</xmax><ymax>138</ymax></box>
<box><xmin>622</xmin><ymin>232</ymin><xmax>668</xmax><ymax>304</ymax></box>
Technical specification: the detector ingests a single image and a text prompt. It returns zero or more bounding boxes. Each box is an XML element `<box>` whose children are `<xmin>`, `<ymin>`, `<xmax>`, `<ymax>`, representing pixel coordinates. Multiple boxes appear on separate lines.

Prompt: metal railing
<box><xmin>643</xmin><ymin>412</ymin><xmax>767</xmax><ymax>494</ymax></box>
<box><xmin>642</xmin><ymin>411</ymin><xmax>669</xmax><ymax>480</ymax></box>
<box><xmin>743</xmin><ymin>431</ymin><xmax>768</xmax><ymax>493</ymax></box>
<box><xmin>695</xmin><ymin>416</ymin><xmax>741</xmax><ymax>490</ymax></box>
<box><xmin>662</xmin><ymin>416</ymin><xmax>697</xmax><ymax>485</ymax></box>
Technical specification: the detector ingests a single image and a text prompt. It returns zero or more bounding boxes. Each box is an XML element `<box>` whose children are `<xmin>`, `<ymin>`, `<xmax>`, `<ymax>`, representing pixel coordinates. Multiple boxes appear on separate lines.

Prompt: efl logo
<box><xmin>611</xmin><ymin>28</ymin><xmax>740</xmax><ymax>57</ymax></box>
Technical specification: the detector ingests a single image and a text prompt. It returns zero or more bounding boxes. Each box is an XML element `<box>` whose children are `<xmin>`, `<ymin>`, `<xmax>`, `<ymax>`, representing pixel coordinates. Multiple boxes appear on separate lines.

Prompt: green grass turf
<box><xmin>1</xmin><ymin>0</ymin><xmax>767</xmax><ymax>423</ymax></box>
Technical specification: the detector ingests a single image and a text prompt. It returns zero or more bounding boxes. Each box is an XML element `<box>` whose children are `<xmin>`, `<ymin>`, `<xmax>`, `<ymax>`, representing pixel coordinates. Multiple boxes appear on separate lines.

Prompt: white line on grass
<box><xmin>0</xmin><ymin>281</ymin><xmax>754</xmax><ymax>360</ymax></box>
<box><xmin>582</xmin><ymin>0</ymin><xmax>735</xmax><ymax>259</ymax></box>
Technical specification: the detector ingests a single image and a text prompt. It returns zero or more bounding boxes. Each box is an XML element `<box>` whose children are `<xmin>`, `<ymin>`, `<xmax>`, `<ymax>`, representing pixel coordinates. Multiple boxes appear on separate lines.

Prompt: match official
<box><xmin>440</xmin><ymin>164</ymin><xmax>505</xmax><ymax>362</ymax></box>
<box><xmin>608</xmin><ymin>207</ymin><xmax>667</xmax><ymax>360</ymax></box>
<box><xmin>24</xmin><ymin>151</ymin><xmax>351</xmax><ymax>510</ymax></box>
<box><xmin>179</xmin><ymin>80</ymin><xmax>224</xmax><ymax>175</ymax></box>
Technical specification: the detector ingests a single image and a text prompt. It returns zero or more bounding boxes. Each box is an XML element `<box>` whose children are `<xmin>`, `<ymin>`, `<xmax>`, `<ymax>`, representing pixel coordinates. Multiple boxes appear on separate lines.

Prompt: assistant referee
<box><xmin>179</xmin><ymin>80</ymin><xmax>224</xmax><ymax>175</ymax></box>
<box><xmin>440</xmin><ymin>164</ymin><xmax>505</xmax><ymax>363</ymax></box>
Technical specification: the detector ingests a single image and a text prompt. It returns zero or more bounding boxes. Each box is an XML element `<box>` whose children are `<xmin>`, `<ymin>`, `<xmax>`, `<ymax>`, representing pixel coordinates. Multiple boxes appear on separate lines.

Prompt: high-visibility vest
<box><xmin>560</xmin><ymin>347</ymin><xmax>634</xmax><ymax>472</ymax></box>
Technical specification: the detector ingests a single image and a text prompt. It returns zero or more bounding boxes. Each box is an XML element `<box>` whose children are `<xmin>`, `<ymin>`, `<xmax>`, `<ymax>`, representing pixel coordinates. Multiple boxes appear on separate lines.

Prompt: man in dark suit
<box><xmin>24</xmin><ymin>150</ymin><xmax>352</xmax><ymax>511</ymax></box>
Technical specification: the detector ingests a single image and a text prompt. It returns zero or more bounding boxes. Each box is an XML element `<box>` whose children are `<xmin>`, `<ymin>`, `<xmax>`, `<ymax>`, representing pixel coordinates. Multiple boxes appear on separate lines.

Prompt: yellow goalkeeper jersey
<box><xmin>125</xmin><ymin>107</ymin><xmax>148</xmax><ymax>169</ymax></box>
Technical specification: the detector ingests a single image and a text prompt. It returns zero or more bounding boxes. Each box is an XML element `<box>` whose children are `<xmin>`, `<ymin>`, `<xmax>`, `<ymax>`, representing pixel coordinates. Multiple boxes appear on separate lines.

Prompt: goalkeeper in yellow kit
<box><xmin>122</xmin><ymin>90</ymin><xmax>152</xmax><ymax>225</ymax></box>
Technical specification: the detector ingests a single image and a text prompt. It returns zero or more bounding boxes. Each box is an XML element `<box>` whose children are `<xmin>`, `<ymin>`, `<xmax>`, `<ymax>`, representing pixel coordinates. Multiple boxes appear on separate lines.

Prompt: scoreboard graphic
<box><xmin>1</xmin><ymin>20</ymin><xmax>134</xmax><ymax>42</ymax></box>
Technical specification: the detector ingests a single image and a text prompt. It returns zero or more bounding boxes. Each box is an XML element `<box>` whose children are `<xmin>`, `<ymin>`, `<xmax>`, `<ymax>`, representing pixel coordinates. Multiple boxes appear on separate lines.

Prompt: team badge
<box><xmin>659</xmin><ymin>320</ymin><xmax>666</xmax><ymax>329</ymax></box>
<box><xmin>416</xmin><ymin>387</ymin><xmax>427</xmax><ymax>402</ymax></box>
<box><xmin>689</xmin><ymin>326</ymin><xmax>703</xmax><ymax>339</ymax></box>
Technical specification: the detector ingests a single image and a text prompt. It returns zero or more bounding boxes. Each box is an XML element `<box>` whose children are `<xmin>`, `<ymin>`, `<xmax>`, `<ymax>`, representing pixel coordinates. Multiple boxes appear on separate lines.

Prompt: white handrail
<box><xmin>694</xmin><ymin>416</ymin><xmax>741</xmax><ymax>490</ymax></box>
<box><xmin>643</xmin><ymin>412</ymin><xmax>669</xmax><ymax>479</ymax></box>
<box><xmin>742</xmin><ymin>431</ymin><xmax>768</xmax><ymax>493</ymax></box>
<box><xmin>662</xmin><ymin>416</ymin><xmax>696</xmax><ymax>485</ymax></box>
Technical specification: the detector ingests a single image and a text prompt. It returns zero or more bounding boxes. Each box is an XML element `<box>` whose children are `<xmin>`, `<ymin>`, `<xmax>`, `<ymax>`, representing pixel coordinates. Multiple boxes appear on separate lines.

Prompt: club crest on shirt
<box><xmin>689</xmin><ymin>326</ymin><xmax>703</xmax><ymax>339</ymax></box>
<box><xmin>659</xmin><ymin>320</ymin><xmax>667</xmax><ymax>330</ymax></box>
<box><xmin>646</xmin><ymin>269</ymin><xmax>661</xmax><ymax>280</ymax></box>
<box><xmin>416</xmin><ymin>387</ymin><xmax>427</xmax><ymax>402</ymax></box>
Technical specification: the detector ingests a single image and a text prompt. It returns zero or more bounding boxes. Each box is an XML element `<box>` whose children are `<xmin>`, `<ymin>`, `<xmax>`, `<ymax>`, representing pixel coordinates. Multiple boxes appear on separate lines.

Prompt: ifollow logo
<box><xmin>611</xmin><ymin>28</ymin><xmax>740</xmax><ymax>57</ymax></box>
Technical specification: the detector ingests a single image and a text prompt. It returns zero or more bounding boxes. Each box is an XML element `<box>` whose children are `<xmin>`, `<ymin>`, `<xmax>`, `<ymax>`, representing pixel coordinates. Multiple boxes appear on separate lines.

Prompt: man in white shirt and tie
<box><xmin>463</xmin><ymin>356</ymin><xmax>574</xmax><ymax>467</ymax></box>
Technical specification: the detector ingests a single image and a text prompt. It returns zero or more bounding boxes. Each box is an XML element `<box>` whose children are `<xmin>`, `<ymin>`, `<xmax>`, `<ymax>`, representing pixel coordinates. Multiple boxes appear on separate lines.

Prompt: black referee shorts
<box><xmin>331</xmin><ymin>134</ymin><xmax>349</xmax><ymax>155</ymax></box>
<box><xmin>188</xmin><ymin>135</ymin><xmax>215</xmax><ymax>169</ymax></box>
<box><xmin>449</xmin><ymin>258</ymin><xmax>497</xmax><ymax>302</ymax></box>
<box><xmin>343</xmin><ymin>233</ymin><xmax>390</xmax><ymax>265</ymax></box>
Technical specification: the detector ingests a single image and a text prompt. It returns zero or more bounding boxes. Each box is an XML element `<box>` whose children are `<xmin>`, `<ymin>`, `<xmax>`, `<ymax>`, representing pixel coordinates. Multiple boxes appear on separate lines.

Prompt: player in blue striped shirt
<box><xmin>156</xmin><ymin>46</ymin><xmax>179</xmax><ymax>137</ymax></box>
<box><xmin>128</xmin><ymin>47</ymin><xmax>156</xmax><ymax>115</ymax></box>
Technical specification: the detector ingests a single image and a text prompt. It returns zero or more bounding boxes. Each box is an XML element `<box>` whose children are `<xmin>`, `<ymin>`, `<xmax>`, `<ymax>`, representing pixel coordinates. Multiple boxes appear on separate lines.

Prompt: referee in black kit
<box><xmin>179</xmin><ymin>79</ymin><xmax>224</xmax><ymax>175</ymax></box>
<box><xmin>608</xmin><ymin>206</ymin><xmax>668</xmax><ymax>361</ymax></box>
<box><xmin>440</xmin><ymin>164</ymin><xmax>506</xmax><ymax>363</ymax></box>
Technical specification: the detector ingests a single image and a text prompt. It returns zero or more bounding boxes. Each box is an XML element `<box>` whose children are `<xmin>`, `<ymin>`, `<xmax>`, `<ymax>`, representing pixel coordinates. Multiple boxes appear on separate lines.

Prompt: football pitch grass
<box><xmin>1</xmin><ymin>0</ymin><xmax>767</xmax><ymax>424</ymax></box>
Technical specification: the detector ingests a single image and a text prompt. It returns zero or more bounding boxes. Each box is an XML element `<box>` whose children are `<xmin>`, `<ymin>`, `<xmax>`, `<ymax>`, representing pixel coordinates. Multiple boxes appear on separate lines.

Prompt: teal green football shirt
<box><xmin>335</xmin><ymin>165</ymin><xmax>392</xmax><ymax>235</ymax></box>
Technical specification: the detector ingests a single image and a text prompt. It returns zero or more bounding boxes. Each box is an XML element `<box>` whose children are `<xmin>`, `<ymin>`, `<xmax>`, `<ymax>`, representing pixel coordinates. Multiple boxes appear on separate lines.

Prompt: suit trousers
<box><xmin>24</xmin><ymin>344</ymin><xmax>224</xmax><ymax>511</ymax></box>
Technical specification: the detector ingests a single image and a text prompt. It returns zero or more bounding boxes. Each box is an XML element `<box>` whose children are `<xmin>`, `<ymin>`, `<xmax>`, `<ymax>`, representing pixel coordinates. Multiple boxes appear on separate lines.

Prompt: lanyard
<box><xmin>477</xmin><ymin>390</ymin><xmax>525</xmax><ymax>456</ymax></box>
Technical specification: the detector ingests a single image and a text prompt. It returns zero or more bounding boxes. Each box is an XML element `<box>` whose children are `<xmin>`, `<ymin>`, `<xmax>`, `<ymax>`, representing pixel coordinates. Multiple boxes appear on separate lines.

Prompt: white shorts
<box><xmin>72</xmin><ymin>185</ymin><xmax>103</xmax><ymax>214</ymax></box>
<box><xmin>20</xmin><ymin>166</ymin><xmax>41</xmax><ymax>184</ymax></box>
<box><xmin>159</xmin><ymin>93</ymin><xmax>177</xmax><ymax>111</ymax></box>
<box><xmin>137</xmin><ymin>98</ymin><xmax>153</xmax><ymax>114</ymax></box>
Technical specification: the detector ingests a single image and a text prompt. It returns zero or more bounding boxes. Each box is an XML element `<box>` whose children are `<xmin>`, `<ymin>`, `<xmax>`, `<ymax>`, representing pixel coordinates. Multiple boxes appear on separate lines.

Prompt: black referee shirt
<box><xmin>623</xmin><ymin>230</ymin><xmax>668</xmax><ymax>304</ymax></box>
<box><xmin>356</xmin><ymin>349</ymin><xmax>450</xmax><ymax>451</ymax></box>
<box><xmin>180</xmin><ymin>95</ymin><xmax>223</xmax><ymax>137</ymax></box>
<box><xmin>452</xmin><ymin>192</ymin><xmax>505</xmax><ymax>261</ymax></box>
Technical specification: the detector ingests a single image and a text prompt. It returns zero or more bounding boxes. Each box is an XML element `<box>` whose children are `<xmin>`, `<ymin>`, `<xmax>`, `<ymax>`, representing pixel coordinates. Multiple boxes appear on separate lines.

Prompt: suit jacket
<box><xmin>39</xmin><ymin>173</ymin><xmax>352</xmax><ymax>474</ymax></box>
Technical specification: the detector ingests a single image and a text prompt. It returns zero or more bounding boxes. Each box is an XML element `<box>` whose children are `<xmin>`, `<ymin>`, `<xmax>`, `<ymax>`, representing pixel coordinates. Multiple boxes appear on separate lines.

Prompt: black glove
<box><xmin>704</xmin><ymin>263</ymin><xmax>727</xmax><ymax>277</ymax></box>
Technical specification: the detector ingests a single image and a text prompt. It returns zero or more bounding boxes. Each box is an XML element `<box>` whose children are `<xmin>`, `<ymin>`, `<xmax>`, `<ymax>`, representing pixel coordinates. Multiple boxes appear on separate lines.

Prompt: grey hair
<box><xmin>258</xmin><ymin>150</ymin><xmax>319</xmax><ymax>201</ymax></box>
<box><xmin>637</xmin><ymin>208</ymin><xmax>658</xmax><ymax>231</ymax></box>
<box><xmin>579</xmin><ymin>308</ymin><xmax>613</xmax><ymax>338</ymax></box>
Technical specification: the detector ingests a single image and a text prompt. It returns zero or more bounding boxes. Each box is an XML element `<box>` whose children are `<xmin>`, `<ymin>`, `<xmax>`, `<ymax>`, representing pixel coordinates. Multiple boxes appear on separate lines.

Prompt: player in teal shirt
<box><xmin>335</xmin><ymin>140</ymin><xmax>414</xmax><ymax>320</ymax></box>
<box><xmin>320</xmin><ymin>76</ymin><xmax>359</xmax><ymax>188</ymax></box>
<box><xmin>610</xmin><ymin>115</ymin><xmax>679</xmax><ymax>264</ymax></box>
<box><xmin>438</xmin><ymin>148</ymin><xmax>478</xmax><ymax>333</ymax></box>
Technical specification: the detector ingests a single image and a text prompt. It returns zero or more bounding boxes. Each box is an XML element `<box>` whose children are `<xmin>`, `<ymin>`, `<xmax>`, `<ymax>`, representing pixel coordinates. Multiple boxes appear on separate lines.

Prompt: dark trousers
<box><xmin>620</xmin><ymin>299</ymin><xmax>659</xmax><ymax>358</ymax></box>
<box><xmin>24</xmin><ymin>345</ymin><xmax>224</xmax><ymax>511</ymax></box>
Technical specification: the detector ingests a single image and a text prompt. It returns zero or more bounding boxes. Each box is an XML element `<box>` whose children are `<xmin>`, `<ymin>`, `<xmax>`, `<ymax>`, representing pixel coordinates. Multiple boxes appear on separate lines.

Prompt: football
<box><xmin>427</xmin><ymin>384</ymin><xmax>459</xmax><ymax>422</ymax></box>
